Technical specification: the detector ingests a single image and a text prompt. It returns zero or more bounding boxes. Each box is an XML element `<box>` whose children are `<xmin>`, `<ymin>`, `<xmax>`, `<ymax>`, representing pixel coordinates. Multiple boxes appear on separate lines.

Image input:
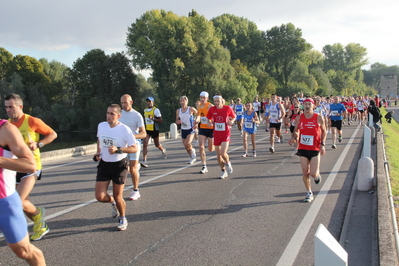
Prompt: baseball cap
<box><xmin>146</xmin><ymin>97</ymin><xmax>154</xmax><ymax>102</ymax></box>
<box><xmin>200</xmin><ymin>91</ymin><xmax>209</xmax><ymax>97</ymax></box>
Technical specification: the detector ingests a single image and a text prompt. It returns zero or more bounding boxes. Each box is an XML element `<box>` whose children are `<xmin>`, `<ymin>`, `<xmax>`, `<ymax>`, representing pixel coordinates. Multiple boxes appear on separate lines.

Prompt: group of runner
<box><xmin>0</xmin><ymin>90</ymin><xmax>376</xmax><ymax>265</ymax></box>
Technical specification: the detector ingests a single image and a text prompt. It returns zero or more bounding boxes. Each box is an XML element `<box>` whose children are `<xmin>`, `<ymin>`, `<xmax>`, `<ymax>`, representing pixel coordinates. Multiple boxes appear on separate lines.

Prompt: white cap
<box><xmin>200</xmin><ymin>91</ymin><xmax>209</xmax><ymax>98</ymax></box>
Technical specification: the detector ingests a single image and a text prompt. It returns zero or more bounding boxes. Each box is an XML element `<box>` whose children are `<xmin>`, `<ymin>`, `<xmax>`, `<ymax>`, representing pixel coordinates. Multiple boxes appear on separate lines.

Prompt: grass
<box><xmin>381</xmin><ymin>108</ymin><xmax>399</xmax><ymax>205</ymax></box>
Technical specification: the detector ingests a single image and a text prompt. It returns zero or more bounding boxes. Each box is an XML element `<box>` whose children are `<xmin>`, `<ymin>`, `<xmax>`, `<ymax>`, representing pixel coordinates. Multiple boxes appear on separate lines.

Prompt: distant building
<box><xmin>380</xmin><ymin>73</ymin><xmax>398</xmax><ymax>99</ymax></box>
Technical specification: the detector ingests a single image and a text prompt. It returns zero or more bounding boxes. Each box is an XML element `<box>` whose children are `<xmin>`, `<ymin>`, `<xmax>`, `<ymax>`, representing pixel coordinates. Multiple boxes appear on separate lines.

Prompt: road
<box><xmin>0</xmin><ymin>121</ymin><xmax>364</xmax><ymax>266</ymax></box>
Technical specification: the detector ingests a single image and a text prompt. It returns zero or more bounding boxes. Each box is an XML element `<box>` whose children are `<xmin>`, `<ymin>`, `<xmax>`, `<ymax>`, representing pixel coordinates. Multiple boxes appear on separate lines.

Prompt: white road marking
<box><xmin>276</xmin><ymin>125</ymin><xmax>361</xmax><ymax>266</ymax></box>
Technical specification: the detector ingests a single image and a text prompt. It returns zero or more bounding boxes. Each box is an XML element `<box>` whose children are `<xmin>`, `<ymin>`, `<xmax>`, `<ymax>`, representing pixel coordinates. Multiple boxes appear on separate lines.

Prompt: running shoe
<box><xmin>276</xmin><ymin>138</ymin><xmax>280</xmax><ymax>143</ymax></box>
<box><xmin>280</xmin><ymin>135</ymin><xmax>284</xmax><ymax>143</ymax></box>
<box><xmin>265</xmin><ymin>129</ymin><xmax>269</xmax><ymax>132</ymax></box>
<box><xmin>241</xmin><ymin>153</ymin><xmax>249</xmax><ymax>157</ymax></box>
<box><xmin>193</xmin><ymin>140</ymin><xmax>199</xmax><ymax>146</ymax></box>
<box><xmin>188</xmin><ymin>158</ymin><xmax>197</xmax><ymax>164</ymax></box>
<box><xmin>117</xmin><ymin>218</ymin><xmax>128</xmax><ymax>231</ymax></box>
<box><xmin>32</xmin><ymin>207</ymin><xmax>45</xmax><ymax>232</ymax></box>
<box><xmin>111</xmin><ymin>203</ymin><xmax>119</xmax><ymax>218</ymax></box>
<box><xmin>226</xmin><ymin>162</ymin><xmax>233</xmax><ymax>174</ymax></box>
<box><xmin>140</xmin><ymin>161</ymin><xmax>148</xmax><ymax>168</ymax></box>
<box><xmin>338</xmin><ymin>136</ymin><xmax>342</xmax><ymax>142</ymax></box>
<box><xmin>285</xmin><ymin>130</ymin><xmax>289</xmax><ymax>134</ymax></box>
<box><xmin>303</xmin><ymin>192</ymin><xmax>314</xmax><ymax>202</ymax></box>
<box><xmin>314</xmin><ymin>175</ymin><xmax>322</xmax><ymax>184</ymax></box>
<box><xmin>332</xmin><ymin>144</ymin><xmax>337</xmax><ymax>149</ymax></box>
<box><xmin>31</xmin><ymin>223</ymin><xmax>49</xmax><ymax>241</ymax></box>
<box><xmin>161</xmin><ymin>149</ymin><xmax>167</xmax><ymax>159</ymax></box>
<box><xmin>200</xmin><ymin>166</ymin><xmax>208</xmax><ymax>174</ymax></box>
<box><xmin>220</xmin><ymin>170</ymin><xmax>228</xmax><ymax>179</ymax></box>
<box><xmin>252</xmin><ymin>152</ymin><xmax>257</xmax><ymax>157</ymax></box>
<box><xmin>129</xmin><ymin>190</ymin><xmax>141</xmax><ymax>200</ymax></box>
<box><xmin>294</xmin><ymin>149</ymin><xmax>298</xmax><ymax>155</ymax></box>
<box><xmin>269</xmin><ymin>147</ymin><xmax>275</xmax><ymax>153</ymax></box>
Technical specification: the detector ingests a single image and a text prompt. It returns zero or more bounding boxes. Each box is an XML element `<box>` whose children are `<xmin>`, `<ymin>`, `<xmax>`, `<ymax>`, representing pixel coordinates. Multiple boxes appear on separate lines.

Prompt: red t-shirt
<box><xmin>206</xmin><ymin>105</ymin><xmax>235</xmax><ymax>137</ymax></box>
<box><xmin>298</xmin><ymin>113</ymin><xmax>321</xmax><ymax>151</ymax></box>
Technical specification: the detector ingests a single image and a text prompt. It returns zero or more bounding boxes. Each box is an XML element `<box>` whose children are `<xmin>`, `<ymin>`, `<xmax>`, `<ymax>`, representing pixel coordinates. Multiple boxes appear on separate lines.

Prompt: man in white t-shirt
<box><xmin>93</xmin><ymin>104</ymin><xmax>137</xmax><ymax>231</ymax></box>
<box><xmin>119</xmin><ymin>94</ymin><xmax>146</xmax><ymax>201</ymax></box>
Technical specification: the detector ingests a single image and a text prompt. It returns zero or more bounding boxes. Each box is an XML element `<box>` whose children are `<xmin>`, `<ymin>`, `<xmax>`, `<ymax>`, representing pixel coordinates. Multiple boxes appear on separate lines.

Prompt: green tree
<box><xmin>126</xmin><ymin>9</ymin><xmax>235</xmax><ymax>125</ymax></box>
<box><xmin>0</xmin><ymin>47</ymin><xmax>13</xmax><ymax>80</ymax></box>
<box><xmin>211</xmin><ymin>14</ymin><xmax>265</xmax><ymax>67</ymax></box>
<box><xmin>322</xmin><ymin>43</ymin><xmax>368</xmax><ymax>94</ymax></box>
<box><xmin>264</xmin><ymin>23</ymin><xmax>312</xmax><ymax>86</ymax></box>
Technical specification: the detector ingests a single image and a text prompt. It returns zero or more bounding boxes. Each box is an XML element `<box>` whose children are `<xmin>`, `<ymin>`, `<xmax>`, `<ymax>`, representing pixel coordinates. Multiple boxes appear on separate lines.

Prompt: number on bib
<box><xmin>300</xmin><ymin>134</ymin><xmax>314</xmax><ymax>146</ymax></box>
<box><xmin>215</xmin><ymin>123</ymin><xmax>226</xmax><ymax>131</ymax></box>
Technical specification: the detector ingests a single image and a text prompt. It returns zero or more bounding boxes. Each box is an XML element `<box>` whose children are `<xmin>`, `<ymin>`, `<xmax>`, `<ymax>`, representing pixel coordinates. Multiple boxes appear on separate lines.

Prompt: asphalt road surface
<box><xmin>0</xmin><ymin>120</ymin><xmax>364</xmax><ymax>266</ymax></box>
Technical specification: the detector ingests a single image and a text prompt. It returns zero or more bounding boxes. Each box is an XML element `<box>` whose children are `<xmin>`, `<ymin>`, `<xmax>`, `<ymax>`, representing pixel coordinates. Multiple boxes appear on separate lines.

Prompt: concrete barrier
<box><xmin>41</xmin><ymin>130</ymin><xmax>171</xmax><ymax>163</ymax></box>
<box><xmin>357</xmin><ymin>157</ymin><xmax>374</xmax><ymax>191</ymax></box>
<box><xmin>314</xmin><ymin>224</ymin><xmax>348</xmax><ymax>266</ymax></box>
<box><xmin>170</xmin><ymin>123</ymin><xmax>178</xmax><ymax>139</ymax></box>
<box><xmin>363</xmin><ymin>125</ymin><xmax>371</xmax><ymax>158</ymax></box>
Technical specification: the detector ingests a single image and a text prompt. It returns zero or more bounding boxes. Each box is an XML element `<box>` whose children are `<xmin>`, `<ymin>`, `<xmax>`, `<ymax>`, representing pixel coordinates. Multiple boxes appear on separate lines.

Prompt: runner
<box><xmin>329</xmin><ymin>96</ymin><xmax>347</xmax><ymax>149</ymax></box>
<box><xmin>268</xmin><ymin>94</ymin><xmax>286</xmax><ymax>153</ymax></box>
<box><xmin>288</xmin><ymin>98</ymin><xmax>326</xmax><ymax>202</ymax></box>
<box><xmin>5</xmin><ymin>93</ymin><xmax>57</xmax><ymax>241</ymax></box>
<box><xmin>206</xmin><ymin>94</ymin><xmax>236</xmax><ymax>179</ymax></box>
<box><xmin>142</xmin><ymin>97</ymin><xmax>167</xmax><ymax>167</ymax></box>
<box><xmin>241</xmin><ymin>102</ymin><xmax>260</xmax><ymax>157</ymax></box>
<box><xmin>94</xmin><ymin>104</ymin><xmax>137</xmax><ymax>231</ymax></box>
<box><xmin>175</xmin><ymin>96</ymin><xmax>197</xmax><ymax>164</ymax></box>
<box><xmin>356</xmin><ymin>96</ymin><xmax>367</xmax><ymax>125</ymax></box>
<box><xmin>253</xmin><ymin>96</ymin><xmax>261</xmax><ymax>122</ymax></box>
<box><xmin>196</xmin><ymin>91</ymin><xmax>214</xmax><ymax>174</ymax></box>
<box><xmin>0</xmin><ymin>119</ymin><xmax>46</xmax><ymax>265</ymax></box>
<box><xmin>119</xmin><ymin>94</ymin><xmax>146</xmax><ymax>201</ymax></box>
<box><xmin>234</xmin><ymin>98</ymin><xmax>244</xmax><ymax>136</ymax></box>
<box><xmin>287</xmin><ymin>102</ymin><xmax>302</xmax><ymax>153</ymax></box>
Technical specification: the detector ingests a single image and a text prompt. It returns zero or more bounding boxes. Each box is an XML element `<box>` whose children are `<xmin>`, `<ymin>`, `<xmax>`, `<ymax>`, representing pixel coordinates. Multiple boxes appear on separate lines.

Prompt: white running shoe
<box><xmin>141</xmin><ymin>161</ymin><xmax>148</xmax><ymax>168</ymax></box>
<box><xmin>111</xmin><ymin>203</ymin><xmax>119</xmax><ymax>218</ymax></box>
<box><xmin>303</xmin><ymin>192</ymin><xmax>314</xmax><ymax>202</ymax></box>
<box><xmin>220</xmin><ymin>170</ymin><xmax>228</xmax><ymax>179</ymax></box>
<box><xmin>189</xmin><ymin>158</ymin><xmax>197</xmax><ymax>164</ymax></box>
<box><xmin>276</xmin><ymin>138</ymin><xmax>281</xmax><ymax>143</ymax></box>
<box><xmin>129</xmin><ymin>190</ymin><xmax>141</xmax><ymax>200</ymax></box>
<box><xmin>161</xmin><ymin>149</ymin><xmax>167</xmax><ymax>159</ymax></box>
<box><xmin>269</xmin><ymin>147</ymin><xmax>275</xmax><ymax>153</ymax></box>
<box><xmin>200</xmin><ymin>166</ymin><xmax>208</xmax><ymax>174</ymax></box>
<box><xmin>117</xmin><ymin>218</ymin><xmax>128</xmax><ymax>231</ymax></box>
<box><xmin>226</xmin><ymin>162</ymin><xmax>233</xmax><ymax>174</ymax></box>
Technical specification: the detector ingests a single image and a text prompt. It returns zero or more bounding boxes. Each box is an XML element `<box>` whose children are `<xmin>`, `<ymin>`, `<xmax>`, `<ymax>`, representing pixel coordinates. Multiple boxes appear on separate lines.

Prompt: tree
<box><xmin>322</xmin><ymin>43</ymin><xmax>368</xmax><ymax>94</ymax></box>
<box><xmin>0</xmin><ymin>47</ymin><xmax>13</xmax><ymax>80</ymax></box>
<box><xmin>71</xmin><ymin>49</ymin><xmax>139</xmax><ymax>130</ymax></box>
<box><xmin>211</xmin><ymin>14</ymin><xmax>265</xmax><ymax>67</ymax></box>
<box><xmin>126</xmin><ymin>9</ymin><xmax>235</xmax><ymax>125</ymax></box>
<box><xmin>264</xmin><ymin>23</ymin><xmax>312</xmax><ymax>87</ymax></box>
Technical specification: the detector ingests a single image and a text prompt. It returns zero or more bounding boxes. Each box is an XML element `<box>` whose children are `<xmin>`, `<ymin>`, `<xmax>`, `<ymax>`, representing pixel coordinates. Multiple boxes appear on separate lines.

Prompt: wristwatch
<box><xmin>116</xmin><ymin>147</ymin><xmax>123</xmax><ymax>154</ymax></box>
<box><xmin>38</xmin><ymin>142</ymin><xmax>44</xmax><ymax>148</ymax></box>
<box><xmin>320</xmin><ymin>142</ymin><xmax>325</xmax><ymax>146</ymax></box>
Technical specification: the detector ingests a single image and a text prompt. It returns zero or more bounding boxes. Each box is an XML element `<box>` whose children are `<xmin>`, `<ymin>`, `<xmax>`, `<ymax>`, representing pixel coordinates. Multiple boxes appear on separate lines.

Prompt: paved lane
<box><xmin>0</xmin><ymin>122</ymin><xmax>363</xmax><ymax>265</ymax></box>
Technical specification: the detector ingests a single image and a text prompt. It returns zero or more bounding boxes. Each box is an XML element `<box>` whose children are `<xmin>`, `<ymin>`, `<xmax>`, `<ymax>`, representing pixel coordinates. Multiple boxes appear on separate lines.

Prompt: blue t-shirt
<box><xmin>329</xmin><ymin>103</ymin><xmax>346</xmax><ymax>121</ymax></box>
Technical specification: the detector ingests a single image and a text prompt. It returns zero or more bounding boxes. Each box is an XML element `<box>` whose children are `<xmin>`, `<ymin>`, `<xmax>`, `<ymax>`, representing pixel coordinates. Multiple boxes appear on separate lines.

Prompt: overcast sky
<box><xmin>1</xmin><ymin>0</ymin><xmax>398</xmax><ymax>73</ymax></box>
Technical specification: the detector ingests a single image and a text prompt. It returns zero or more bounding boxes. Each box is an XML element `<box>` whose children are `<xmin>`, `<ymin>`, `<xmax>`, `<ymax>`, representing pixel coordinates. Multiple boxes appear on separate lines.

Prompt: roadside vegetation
<box><xmin>381</xmin><ymin>108</ymin><xmax>399</xmax><ymax>215</ymax></box>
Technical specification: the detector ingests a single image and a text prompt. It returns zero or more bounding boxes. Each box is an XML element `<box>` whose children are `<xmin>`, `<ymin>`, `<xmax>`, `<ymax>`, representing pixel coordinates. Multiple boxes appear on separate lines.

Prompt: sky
<box><xmin>1</xmin><ymin>0</ymin><xmax>398</xmax><ymax>75</ymax></box>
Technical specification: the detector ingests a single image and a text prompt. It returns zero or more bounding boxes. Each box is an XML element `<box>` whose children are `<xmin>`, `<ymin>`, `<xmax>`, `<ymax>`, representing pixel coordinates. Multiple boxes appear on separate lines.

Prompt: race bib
<box><xmin>182</xmin><ymin>122</ymin><xmax>189</xmax><ymax>128</ymax></box>
<box><xmin>200</xmin><ymin>117</ymin><xmax>208</xmax><ymax>124</ymax></box>
<box><xmin>146</xmin><ymin>118</ymin><xmax>154</xmax><ymax>124</ymax></box>
<box><xmin>300</xmin><ymin>134</ymin><xmax>314</xmax><ymax>146</ymax></box>
<box><xmin>100</xmin><ymin>135</ymin><xmax>117</xmax><ymax>149</ymax></box>
<box><xmin>215</xmin><ymin>123</ymin><xmax>226</xmax><ymax>131</ymax></box>
<box><xmin>245</xmin><ymin>122</ymin><xmax>253</xmax><ymax>128</ymax></box>
<box><xmin>331</xmin><ymin>111</ymin><xmax>339</xmax><ymax>116</ymax></box>
<box><xmin>271</xmin><ymin>113</ymin><xmax>278</xmax><ymax>119</ymax></box>
<box><xmin>237</xmin><ymin>111</ymin><xmax>242</xmax><ymax>116</ymax></box>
